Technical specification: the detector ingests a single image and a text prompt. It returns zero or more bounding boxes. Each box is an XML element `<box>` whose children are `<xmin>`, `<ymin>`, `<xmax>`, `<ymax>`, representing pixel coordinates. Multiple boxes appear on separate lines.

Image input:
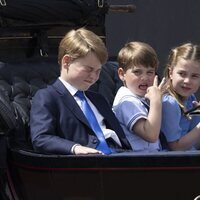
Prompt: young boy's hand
<box><xmin>73</xmin><ymin>145</ymin><xmax>104</xmax><ymax>155</ymax></box>
<box><xmin>145</xmin><ymin>75</ymin><xmax>165</xmax><ymax>101</ymax></box>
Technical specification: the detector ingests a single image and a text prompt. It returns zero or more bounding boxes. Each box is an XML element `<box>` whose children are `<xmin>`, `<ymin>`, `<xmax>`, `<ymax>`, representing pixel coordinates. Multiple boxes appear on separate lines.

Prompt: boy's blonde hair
<box><xmin>163</xmin><ymin>43</ymin><xmax>200</xmax><ymax>110</ymax></box>
<box><xmin>117</xmin><ymin>41</ymin><xmax>159</xmax><ymax>71</ymax></box>
<box><xmin>58</xmin><ymin>27</ymin><xmax>108</xmax><ymax>65</ymax></box>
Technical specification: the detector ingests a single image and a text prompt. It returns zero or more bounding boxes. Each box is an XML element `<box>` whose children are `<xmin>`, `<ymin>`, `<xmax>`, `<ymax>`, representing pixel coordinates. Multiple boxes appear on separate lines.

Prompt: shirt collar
<box><xmin>58</xmin><ymin>77</ymin><xmax>78</xmax><ymax>96</ymax></box>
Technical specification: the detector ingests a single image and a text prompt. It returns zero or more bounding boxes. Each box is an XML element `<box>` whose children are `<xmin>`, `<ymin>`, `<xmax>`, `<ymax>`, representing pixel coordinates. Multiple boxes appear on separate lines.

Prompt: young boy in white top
<box><xmin>113</xmin><ymin>41</ymin><xmax>165</xmax><ymax>152</ymax></box>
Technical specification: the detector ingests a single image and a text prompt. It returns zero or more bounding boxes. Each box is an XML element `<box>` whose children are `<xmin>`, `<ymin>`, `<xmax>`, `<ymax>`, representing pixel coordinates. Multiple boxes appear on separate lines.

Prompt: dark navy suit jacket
<box><xmin>30</xmin><ymin>79</ymin><xmax>131</xmax><ymax>154</ymax></box>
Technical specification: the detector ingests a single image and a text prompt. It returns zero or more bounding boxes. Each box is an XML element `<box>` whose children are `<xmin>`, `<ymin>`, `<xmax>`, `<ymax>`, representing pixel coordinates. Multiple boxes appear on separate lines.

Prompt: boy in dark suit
<box><xmin>30</xmin><ymin>27</ymin><xmax>131</xmax><ymax>155</ymax></box>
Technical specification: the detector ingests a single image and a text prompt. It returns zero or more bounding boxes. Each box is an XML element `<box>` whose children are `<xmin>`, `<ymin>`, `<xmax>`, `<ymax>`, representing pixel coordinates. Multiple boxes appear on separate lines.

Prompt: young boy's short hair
<box><xmin>58</xmin><ymin>27</ymin><xmax>108</xmax><ymax>66</ymax></box>
<box><xmin>117</xmin><ymin>41</ymin><xmax>159</xmax><ymax>71</ymax></box>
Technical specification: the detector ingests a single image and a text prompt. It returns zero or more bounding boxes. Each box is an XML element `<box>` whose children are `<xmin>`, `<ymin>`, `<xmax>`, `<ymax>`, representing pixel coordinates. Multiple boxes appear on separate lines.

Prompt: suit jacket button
<box><xmin>93</xmin><ymin>139</ymin><xmax>98</xmax><ymax>144</ymax></box>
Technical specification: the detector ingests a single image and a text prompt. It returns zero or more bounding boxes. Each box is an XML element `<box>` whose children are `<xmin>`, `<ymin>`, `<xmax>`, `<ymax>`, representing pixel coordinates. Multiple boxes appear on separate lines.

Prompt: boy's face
<box><xmin>119</xmin><ymin>65</ymin><xmax>156</xmax><ymax>97</ymax></box>
<box><xmin>61</xmin><ymin>52</ymin><xmax>102</xmax><ymax>91</ymax></box>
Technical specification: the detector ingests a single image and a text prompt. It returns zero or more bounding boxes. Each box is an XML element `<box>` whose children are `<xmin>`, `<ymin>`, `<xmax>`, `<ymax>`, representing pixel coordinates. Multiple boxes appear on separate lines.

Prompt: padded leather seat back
<box><xmin>0</xmin><ymin>60</ymin><xmax>59</xmax><ymax>125</ymax></box>
<box><xmin>0</xmin><ymin>58</ymin><xmax>122</xmax><ymax>149</ymax></box>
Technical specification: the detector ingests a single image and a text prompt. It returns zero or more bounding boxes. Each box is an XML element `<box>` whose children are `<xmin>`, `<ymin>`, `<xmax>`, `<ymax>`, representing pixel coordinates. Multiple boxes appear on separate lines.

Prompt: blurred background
<box><xmin>106</xmin><ymin>0</ymin><xmax>200</xmax><ymax>78</ymax></box>
<box><xmin>1</xmin><ymin>0</ymin><xmax>200</xmax><ymax>95</ymax></box>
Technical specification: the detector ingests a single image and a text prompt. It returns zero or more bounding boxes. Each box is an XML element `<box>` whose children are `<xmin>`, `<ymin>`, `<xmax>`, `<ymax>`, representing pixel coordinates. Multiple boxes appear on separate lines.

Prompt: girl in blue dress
<box><xmin>161</xmin><ymin>43</ymin><xmax>200</xmax><ymax>151</ymax></box>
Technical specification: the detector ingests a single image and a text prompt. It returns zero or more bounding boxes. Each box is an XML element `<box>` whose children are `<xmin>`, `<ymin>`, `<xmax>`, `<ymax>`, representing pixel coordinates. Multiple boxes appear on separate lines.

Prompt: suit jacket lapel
<box><xmin>85</xmin><ymin>91</ymin><xmax>111</xmax><ymax>125</ymax></box>
<box><xmin>52</xmin><ymin>79</ymin><xmax>91</xmax><ymax>127</ymax></box>
<box><xmin>86</xmin><ymin>91</ymin><xmax>131</xmax><ymax>148</ymax></box>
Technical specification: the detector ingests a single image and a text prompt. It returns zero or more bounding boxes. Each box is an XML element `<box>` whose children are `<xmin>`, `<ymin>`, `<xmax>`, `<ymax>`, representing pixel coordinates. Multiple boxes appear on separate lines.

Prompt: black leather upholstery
<box><xmin>0</xmin><ymin>58</ymin><xmax>122</xmax><ymax>149</ymax></box>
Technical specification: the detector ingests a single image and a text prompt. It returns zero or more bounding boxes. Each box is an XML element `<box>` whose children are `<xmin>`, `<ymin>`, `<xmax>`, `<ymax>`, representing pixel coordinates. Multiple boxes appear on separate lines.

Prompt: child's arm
<box><xmin>133</xmin><ymin>76</ymin><xmax>164</xmax><ymax>142</ymax></box>
<box><xmin>168</xmin><ymin>123</ymin><xmax>200</xmax><ymax>150</ymax></box>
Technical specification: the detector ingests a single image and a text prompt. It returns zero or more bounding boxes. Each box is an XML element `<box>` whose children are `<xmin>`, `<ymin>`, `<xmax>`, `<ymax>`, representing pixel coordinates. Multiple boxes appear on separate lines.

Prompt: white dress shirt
<box><xmin>59</xmin><ymin>77</ymin><xmax>122</xmax><ymax>150</ymax></box>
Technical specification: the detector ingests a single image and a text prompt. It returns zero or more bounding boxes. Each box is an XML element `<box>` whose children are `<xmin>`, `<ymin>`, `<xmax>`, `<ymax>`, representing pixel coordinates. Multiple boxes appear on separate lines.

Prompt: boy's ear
<box><xmin>118</xmin><ymin>67</ymin><xmax>125</xmax><ymax>81</ymax></box>
<box><xmin>62</xmin><ymin>55</ymin><xmax>72</xmax><ymax>68</ymax></box>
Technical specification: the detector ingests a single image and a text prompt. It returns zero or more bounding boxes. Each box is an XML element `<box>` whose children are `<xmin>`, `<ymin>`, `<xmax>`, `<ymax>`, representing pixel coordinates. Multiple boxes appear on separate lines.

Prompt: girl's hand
<box><xmin>192</xmin><ymin>101</ymin><xmax>200</xmax><ymax>107</ymax></box>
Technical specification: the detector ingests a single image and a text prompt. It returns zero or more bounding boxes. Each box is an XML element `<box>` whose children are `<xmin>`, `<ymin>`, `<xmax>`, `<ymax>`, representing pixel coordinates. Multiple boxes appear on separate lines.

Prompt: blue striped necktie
<box><xmin>75</xmin><ymin>91</ymin><xmax>111</xmax><ymax>154</ymax></box>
